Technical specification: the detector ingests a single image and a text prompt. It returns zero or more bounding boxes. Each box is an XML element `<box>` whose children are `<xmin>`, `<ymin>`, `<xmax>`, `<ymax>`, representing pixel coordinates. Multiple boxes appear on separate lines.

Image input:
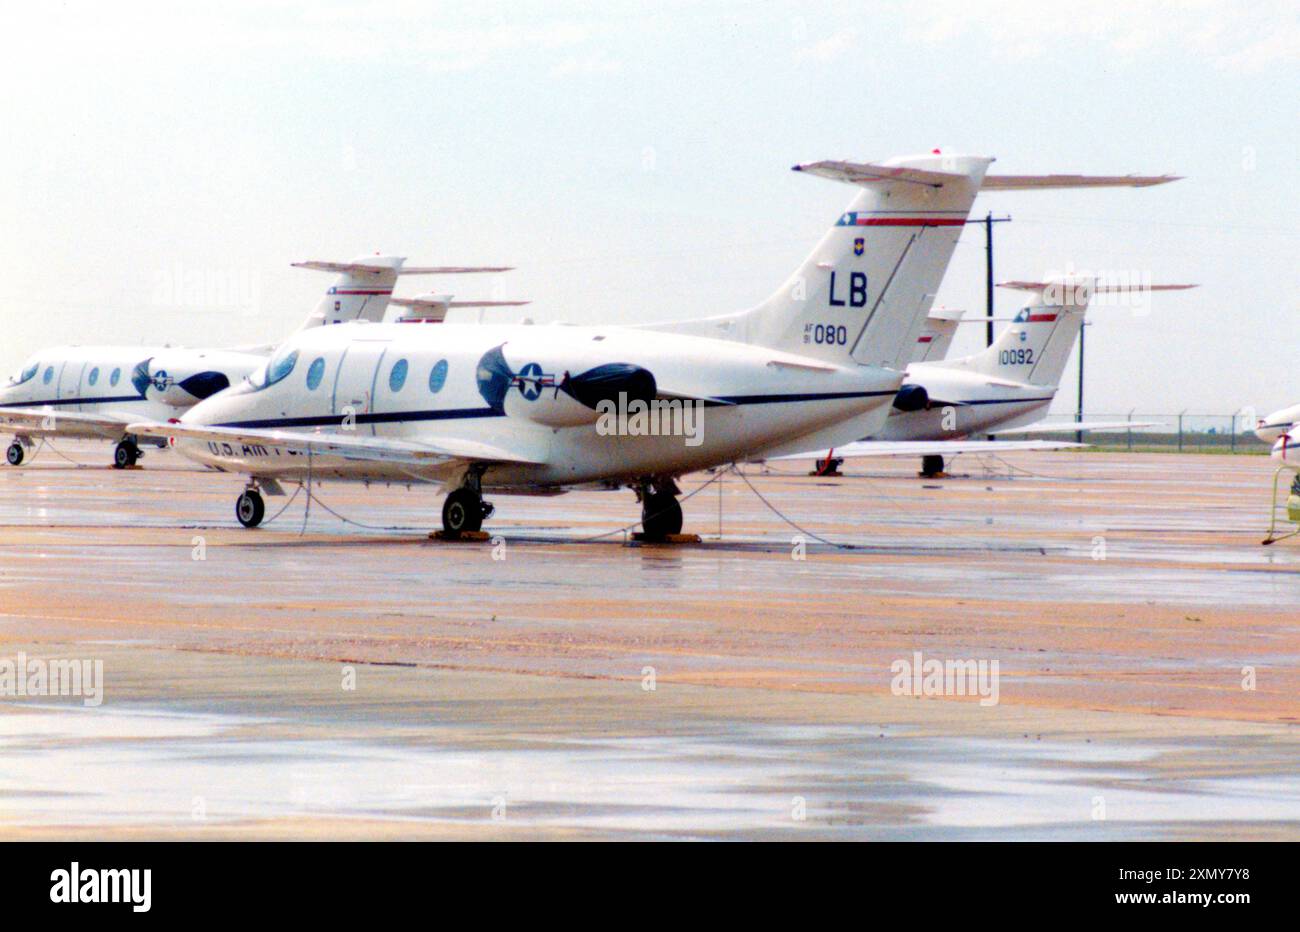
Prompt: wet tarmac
<box><xmin>1</xmin><ymin>441</ymin><xmax>1298</xmax><ymax>838</ymax></box>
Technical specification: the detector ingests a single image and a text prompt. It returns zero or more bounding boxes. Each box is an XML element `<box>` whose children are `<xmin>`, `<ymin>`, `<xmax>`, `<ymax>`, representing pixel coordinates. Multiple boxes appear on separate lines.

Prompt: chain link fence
<box><xmin>1026</xmin><ymin>413</ymin><xmax>1271</xmax><ymax>453</ymax></box>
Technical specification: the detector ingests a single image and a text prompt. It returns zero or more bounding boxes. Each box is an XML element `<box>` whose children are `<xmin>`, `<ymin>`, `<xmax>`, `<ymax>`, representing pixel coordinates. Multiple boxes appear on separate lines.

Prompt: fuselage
<box><xmin>1</xmin><ymin>346</ymin><xmax>263</xmax><ymax>438</ymax></box>
<box><xmin>1257</xmin><ymin>403</ymin><xmax>1300</xmax><ymax>445</ymax></box>
<box><xmin>176</xmin><ymin>321</ymin><xmax>903</xmax><ymax>490</ymax></box>
<box><xmin>866</xmin><ymin>366</ymin><xmax>1057</xmax><ymax>441</ymax></box>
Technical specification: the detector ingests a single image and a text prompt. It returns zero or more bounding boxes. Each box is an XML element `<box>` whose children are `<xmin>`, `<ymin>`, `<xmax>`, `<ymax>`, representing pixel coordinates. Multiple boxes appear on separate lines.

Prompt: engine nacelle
<box><xmin>143</xmin><ymin>350</ymin><xmax>263</xmax><ymax>409</ymax></box>
<box><xmin>892</xmin><ymin>383</ymin><xmax>930</xmax><ymax>412</ymax></box>
<box><xmin>476</xmin><ymin>346</ymin><xmax>658</xmax><ymax>428</ymax></box>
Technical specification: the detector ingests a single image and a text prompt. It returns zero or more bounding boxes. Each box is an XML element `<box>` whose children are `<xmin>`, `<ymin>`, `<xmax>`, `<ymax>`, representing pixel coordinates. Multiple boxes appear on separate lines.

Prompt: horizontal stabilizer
<box><xmin>792</xmin><ymin>160</ymin><xmax>968</xmax><ymax>188</ymax></box>
<box><xmin>793</xmin><ymin>161</ymin><xmax>1181</xmax><ymax>193</ymax></box>
<box><xmin>293</xmin><ymin>260</ymin><xmax>513</xmax><ymax>275</ymax></box>
<box><xmin>389</xmin><ymin>297</ymin><xmax>530</xmax><ymax>309</ymax></box>
<box><xmin>982</xmin><ymin>174</ymin><xmax>1181</xmax><ymax>190</ymax></box>
<box><xmin>390</xmin><ymin>294</ymin><xmax>530</xmax><ymax>323</ymax></box>
<box><xmin>998</xmin><ymin>280</ymin><xmax>1197</xmax><ymax>293</ymax></box>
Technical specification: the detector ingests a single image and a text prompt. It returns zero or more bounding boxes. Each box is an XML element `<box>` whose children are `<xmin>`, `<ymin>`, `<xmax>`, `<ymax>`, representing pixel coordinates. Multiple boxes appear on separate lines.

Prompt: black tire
<box><xmin>641</xmin><ymin>492</ymin><xmax>683</xmax><ymax>540</ymax></box>
<box><xmin>442</xmin><ymin>488</ymin><xmax>484</xmax><ymax>535</ymax></box>
<box><xmin>6</xmin><ymin>442</ymin><xmax>23</xmax><ymax>466</ymax></box>
<box><xmin>920</xmin><ymin>454</ymin><xmax>945</xmax><ymax>477</ymax></box>
<box><xmin>235</xmin><ymin>490</ymin><xmax>265</xmax><ymax>528</ymax></box>
<box><xmin>113</xmin><ymin>441</ymin><xmax>138</xmax><ymax>470</ymax></box>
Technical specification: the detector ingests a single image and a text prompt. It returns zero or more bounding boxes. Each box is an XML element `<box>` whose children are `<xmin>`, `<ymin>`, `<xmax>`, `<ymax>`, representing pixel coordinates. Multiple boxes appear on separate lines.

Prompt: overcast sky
<box><xmin>2</xmin><ymin>0</ymin><xmax>1297</xmax><ymax>416</ymax></box>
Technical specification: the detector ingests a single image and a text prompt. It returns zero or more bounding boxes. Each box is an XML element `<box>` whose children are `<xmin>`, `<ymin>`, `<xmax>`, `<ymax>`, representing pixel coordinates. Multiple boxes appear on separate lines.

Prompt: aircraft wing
<box><xmin>125</xmin><ymin>422</ymin><xmax>544</xmax><ymax>467</ymax></box>
<box><xmin>768</xmin><ymin>439</ymin><xmax>1084</xmax><ymax>461</ymax></box>
<box><xmin>0</xmin><ymin>407</ymin><xmax>132</xmax><ymax>439</ymax></box>
<box><xmin>993</xmin><ymin>421</ymin><xmax>1161</xmax><ymax>434</ymax></box>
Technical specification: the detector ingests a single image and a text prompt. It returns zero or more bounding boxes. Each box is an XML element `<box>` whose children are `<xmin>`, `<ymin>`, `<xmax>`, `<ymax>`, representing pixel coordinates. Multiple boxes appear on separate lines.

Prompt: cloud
<box><xmin>903</xmin><ymin>0</ymin><xmax>1299</xmax><ymax>72</ymax></box>
<box><xmin>793</xmin><ymin>28</ymin><xmax>859</xmax><ymax>63</ymax></box>
<box><xmin>551</xmin><ymin>53</ymin><xmax>624</xmax><ymax>77</ymax></box>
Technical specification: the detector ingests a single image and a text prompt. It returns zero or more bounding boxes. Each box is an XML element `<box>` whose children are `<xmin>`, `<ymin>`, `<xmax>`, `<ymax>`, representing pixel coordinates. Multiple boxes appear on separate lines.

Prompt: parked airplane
<box><xmin>0</xmin><ymin>256</ymin><xmax>507</xmax><ymax>467</ymax></box>
<box><xmin>1255</xmin><ymin>403</ymin><xmax>1300</xmax><ymax>445</ymax></box>
<box><xmin>128</xmin><ymin>154</ymin><xmax>1179</xmax><ymax>539</ymax></box>
<box><xmin>784</xmin><ymin>276</ymin><xmax>1192</xmax><ymax>476</ymax></box>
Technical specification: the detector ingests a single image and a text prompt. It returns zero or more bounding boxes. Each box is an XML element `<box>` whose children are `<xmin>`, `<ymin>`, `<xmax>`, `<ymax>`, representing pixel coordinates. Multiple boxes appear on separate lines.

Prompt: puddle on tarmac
<box><xmin>2</xmin><ymin>705</ymin><xmax>1297</xmax><ymax>839</ymax></box>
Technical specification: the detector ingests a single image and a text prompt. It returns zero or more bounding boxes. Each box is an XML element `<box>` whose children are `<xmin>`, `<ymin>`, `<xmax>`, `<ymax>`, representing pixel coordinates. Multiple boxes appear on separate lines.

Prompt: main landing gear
<box><xmin>6</xmin><ymin>440</ymin><xmax>25</xmax><ymax>466</ymax></box>
<box><xmin>113</xmin><ymin>439</ymin><xmax>141</xmax><ymax>469</ymax></box>
<box><xmin>441</xmin><ymin>472</ymin><xmax>494</xmax><ymax>537</ymax></box>
<box><xmin>236</xmin><ymin>487</ymin><xmax>266</xmax><ymax>528</ymax></box>
<box><xmin>920</xmin><ymin>454</ymin><xmax>946</xmax><ymax>479</ymax></box>
<box><xmin>637</xmin><ymin>478</ymin><xmax>683</xmax><ymax>541</ymax></box>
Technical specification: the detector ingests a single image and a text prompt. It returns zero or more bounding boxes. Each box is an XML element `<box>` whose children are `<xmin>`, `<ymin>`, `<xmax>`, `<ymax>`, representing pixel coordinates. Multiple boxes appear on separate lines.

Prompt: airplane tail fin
<box><xmin>294</xmin><ymin>257</ymin><xmax>515</xmax><ymax>329</ymax></box>
<box><xmin>735</xmin><ymin>154</ymin><xmax>991</xmax><ymax>369</ymax></box>
<box><xmin>937</xmin><ymin>278</ymin><xmax>1195</xmax><ymax>387</ymax></box>
<box><xmin>909</xmin><ymin>306</ymin><xmax>964</xmax><ymax>363</ymax></box>
<box><xmin>642</xmin><ymin>157</ymin><xmax>1179</xmax><ymax>370</ymax></box>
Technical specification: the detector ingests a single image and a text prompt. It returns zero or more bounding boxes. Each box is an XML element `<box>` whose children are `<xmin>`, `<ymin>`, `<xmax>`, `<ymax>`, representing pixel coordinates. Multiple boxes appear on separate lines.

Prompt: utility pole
<box><xmin>1075</xmin><ymin>321</ymin><xmax>1089</xmax><ymax>444</ymax></box>
<box><xmin>983</xmin><ymin>213</ymin><xmax>1012</xmax><ymax>347</ymax></box>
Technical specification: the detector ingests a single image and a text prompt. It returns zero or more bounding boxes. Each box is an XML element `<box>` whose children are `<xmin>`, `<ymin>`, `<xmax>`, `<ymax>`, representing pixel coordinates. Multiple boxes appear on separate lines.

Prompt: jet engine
<box><xmin>143</xmin><ymin>350</ymin><xmax>263</xmax><ymax>409</ymax></box>
<box><xmin>476</xmin><ymin>346</ymin><xmax>658</xmax><ymax>427</ymax></box>
<box><xmin>892</xmin><ymin>383</ymin><xmax>930</xmax><ymax>412</ymax></box>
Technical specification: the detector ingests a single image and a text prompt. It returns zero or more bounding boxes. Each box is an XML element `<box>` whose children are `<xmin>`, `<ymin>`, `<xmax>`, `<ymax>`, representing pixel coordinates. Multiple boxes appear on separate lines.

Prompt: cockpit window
<box><xmin>9</xmin><ymin>361</ymin><xmax>39</xmax><ymax>386</ymax></box>
<box><xmin>42</xmin><ymin>366</ymin><xmax>54</xmax><ymax>385</ymax></box>
<box><xmin>247</xmin><ymin>347</ymin><xmax>299</xmax><ymax>392</ymax></box>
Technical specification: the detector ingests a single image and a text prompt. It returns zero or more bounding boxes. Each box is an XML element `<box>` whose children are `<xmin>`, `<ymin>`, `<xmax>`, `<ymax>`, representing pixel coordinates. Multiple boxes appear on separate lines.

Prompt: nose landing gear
<box><xmin>235</xmin><ymin>487</ymin><xmax>266</xmax><ymax>528</ymax></box>
<box><xmin>6</xmin><ymin>441</ymin><xmax>24</xmax><ymax>466</ymax></box>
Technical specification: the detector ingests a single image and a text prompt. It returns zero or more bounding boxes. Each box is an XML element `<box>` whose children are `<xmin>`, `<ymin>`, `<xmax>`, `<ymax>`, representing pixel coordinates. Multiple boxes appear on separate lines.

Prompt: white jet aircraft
<box><xmin>1255</xmin><ymin>403</ymin><xmax>1300</xmax><ymax>446</ymax></box>
<box><xmin>784</xmin><ymin>276</ymin><xmax>1193</xmax><ymax>476</ymax></box>
<box><xmin>127</xmin><ymin>154</ymin><xmax>1180</xmax><ymax>538</ymax></box>
<box><xmin>0</xmin><ymin>256</ymin><xmax>507</xmax><ymax>467</ymax></box>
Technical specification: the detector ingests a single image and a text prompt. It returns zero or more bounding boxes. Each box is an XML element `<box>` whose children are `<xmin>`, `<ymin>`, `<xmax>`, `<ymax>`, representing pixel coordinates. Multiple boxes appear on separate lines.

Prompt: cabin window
<box><xmin>42</xmin><ymin>366</ymin><xmax>54</xmax><ymax>385</ymax></box>
<box><xmin>428</xmin><ymin>359</ymin><xmax>448</xmax><ymax>394</ymax></box>
<box><xmin>305</xmin><ymin>357</ymin><xmax>326</xmax><ymax>391</ymax></box>
<box><xmin>88</xmin><ymin>367</ymin><xmax>100</xmax><ymax>387</ymax></box>
<box><xmin>110</xmin><ymin>368</ymin><xmax>121</xmax><ymax>387</ymax></box>
<box><xmin>389</xmin><ymin>358</ymin><xmax>409</xmax><ymax>393</ymax></box>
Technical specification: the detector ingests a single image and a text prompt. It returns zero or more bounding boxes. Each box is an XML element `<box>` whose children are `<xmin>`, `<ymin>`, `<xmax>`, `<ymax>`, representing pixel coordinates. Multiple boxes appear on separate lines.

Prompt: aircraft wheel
<box><xmin>6</xmin><ymin>442</ymin><xmax>23</xmax><ymax>466</ymax></box>
<box><xmin>442</xmin><ymin>488</ymin><xmax>484</xmax><ymax>536</ymax></box>
<box><xmin>920</xmin><ymin>454</ymin><xmax>945</xmax><ymax>478</ymax></box>
<box><xmin>641</xmin><ymin>491</ymin><xmax>683</xmax><ymax>540</ymax></box>
<box><xmin>235</xmin><ymin>490</ymin><xmax>265</xmax><ymax>528</ymax></box>
<box><xmin>113</xmin><ymin>440</ymin><xmax>139</xmax><ymax>469</ymax></box>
